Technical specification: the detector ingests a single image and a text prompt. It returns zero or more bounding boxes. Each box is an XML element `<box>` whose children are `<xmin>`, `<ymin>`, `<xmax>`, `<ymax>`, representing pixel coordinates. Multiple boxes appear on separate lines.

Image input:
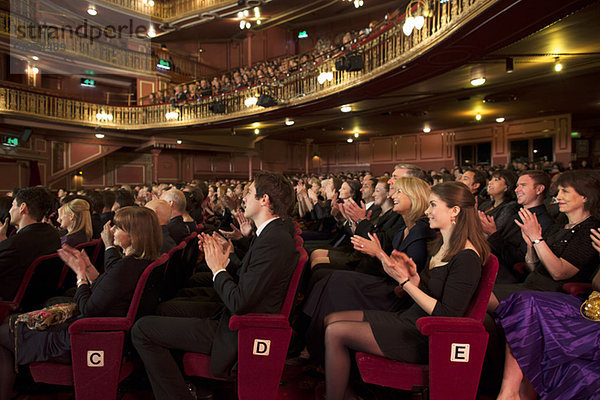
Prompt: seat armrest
<box><xmin>417</xmin><ymin>317</ymin><xmax>485</xmax><ymax>336</ymax></box>
<box><xmin>229</xmin><ymin>314</ymin><xmax>289</xmax><ymax>331</ymax></box>
<box><xmin>68</xmin><ymin>317</ymin><xmax>131</xmax><ymax>334</ymax></box>
<box><xmin>562</xmin><ymin>283</ymin><xmax>592</xmax><ymax>296</ymax></box>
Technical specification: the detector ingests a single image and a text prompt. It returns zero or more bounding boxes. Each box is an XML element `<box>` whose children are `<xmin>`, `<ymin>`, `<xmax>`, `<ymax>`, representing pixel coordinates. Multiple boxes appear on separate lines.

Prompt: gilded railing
<box><xmin>0</xmin><ymin>11</ymin><xmax>206</xmax><ymax>79</ymax></box>
<box><xmin>95</xmin><ymin>0</ymin><xmax>236</xmax><ymax>21</ymax></box>
<box><xmin>0</xmin><ymin>0</ymin><xmax>490</xmax><ymax>130</ymax></box>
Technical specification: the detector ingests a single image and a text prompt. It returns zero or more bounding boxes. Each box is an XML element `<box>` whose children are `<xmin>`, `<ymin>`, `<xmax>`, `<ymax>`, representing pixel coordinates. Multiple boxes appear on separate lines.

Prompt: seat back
<box><xmin>58</xmin><ymin>239</ymin><xmax>104</xmax><ymax>289</ymax></box>
<box><xmin>280</xmin><ymin>236</ymin><xmax>308</xmax><ymax>318</ymax></box>
<box><xmin>19</xmin><ymin>253</ymin><xmax>64</xmax><ymax>312</ymax></box>
<box><xmin>131</xmin><ymin>253</ymin><xmax>171</xmax><ymax>321</ymax></box>
<box><xmin>464</xmin><ymin>254</ymin><xmax>499</xmax><ymax>322</ymax></box>
<box><xmin>160</xmin><ymin>234</ymin><xmax>196</xmax><ymax>301</ymax></box>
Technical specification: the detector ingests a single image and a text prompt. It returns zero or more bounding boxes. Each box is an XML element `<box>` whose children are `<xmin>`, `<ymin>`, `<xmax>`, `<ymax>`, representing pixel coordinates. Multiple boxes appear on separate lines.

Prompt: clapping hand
<box><xmin>351</xmin><ymin>232</ymin><xmax>383</xmax><ymax>258</ymax></box>
<box><xmin>344</xmin><ymin>199</ymin><xmax>372</xmax><ymax>224</ymax></box>
<box><xmin>478</xmin><ymin>211</ymin><xmax>497</xmax><ymax>235</ymax></box>
<box><xmin>382</xmin><ymin>250</ymin><xmax>419</xmax><ymax>286</ymax></box>
<box><xmin>203</xmin><ymin>234</ymin><xmax>233</xmax><ymax>275</ymax></box>
<box><xmin>58</xmin><ymin>244</ymin><xmax>91</xmax><ymax>280</ymax></box>
<box><xmin>514</xmin><ymin>208</ymin><xmax>542</xmax><ymax>245</ymax></box>
<box><xmin>101</xmin><ymin>221</ymin><xmax>114</xmax><ymax>247</ymax></box>
<box><xmin>591</xmin><ymin>228</ymin><xmax>600</xmax><ymax>254</ymax></box>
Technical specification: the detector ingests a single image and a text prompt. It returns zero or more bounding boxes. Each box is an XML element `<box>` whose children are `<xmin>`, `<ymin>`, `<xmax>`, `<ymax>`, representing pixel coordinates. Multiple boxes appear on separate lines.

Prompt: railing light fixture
<box><xmin>165</xmin><ymin>109</ymin><xmax>179</xmax><ymax>120</ymax></box>
<box><xmin>245</xmin><ymin>96</ymin><xmax>258</xmax><ymax>107</ymax></box>
<box><xmin>317</xmin><ymin>71</ymin><xmax>333</xmax><ymax>84</ymax></box>
<box><xmin>96</xmin><ymin>110</ymin><xmax>113</xmax><ymax>122</ymax></box>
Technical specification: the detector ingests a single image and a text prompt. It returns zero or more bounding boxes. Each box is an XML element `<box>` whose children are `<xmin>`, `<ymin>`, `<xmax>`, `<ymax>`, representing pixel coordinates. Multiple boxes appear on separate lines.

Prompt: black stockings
<box><xmin>0</xmin><ymin>320</ymin><xmax>16</xmax><ymax>400</ymax></box>
<box><xmin>324</xmin><ymin>311</ymin><xmax>384</xmax><ymax>400</ymax></box>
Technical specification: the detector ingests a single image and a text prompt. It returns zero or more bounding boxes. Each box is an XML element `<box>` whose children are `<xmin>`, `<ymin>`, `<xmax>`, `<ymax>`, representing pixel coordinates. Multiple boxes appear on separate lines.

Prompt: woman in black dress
<box><xmin>0</xmin><ymin>206</ymin><xmax>162</xmax><ymax>400</ymax></box>
<box><xmin>323</xmin><ymin>181</ymin><xmax>489</xmax><ymax>400</ymax></box>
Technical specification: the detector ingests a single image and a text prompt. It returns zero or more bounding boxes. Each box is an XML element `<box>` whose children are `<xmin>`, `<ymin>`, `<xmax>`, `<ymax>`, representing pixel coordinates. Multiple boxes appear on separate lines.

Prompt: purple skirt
<box><xmin>496</xmin><ymin>291</ymin><xmax>600</xmax><ymax>400</ymax></box>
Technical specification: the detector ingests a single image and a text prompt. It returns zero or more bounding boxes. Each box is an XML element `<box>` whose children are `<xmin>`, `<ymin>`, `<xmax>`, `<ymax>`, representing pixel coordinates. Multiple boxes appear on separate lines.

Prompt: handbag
<box><xmin>10</xmin><ymin>302</ymin><xmax>79</xmax><ymax>331</ymax></box>
<box><xmin>580</xmin><ymin>291</ymin><xmax>600</xmax><ymax>321</ymax></box>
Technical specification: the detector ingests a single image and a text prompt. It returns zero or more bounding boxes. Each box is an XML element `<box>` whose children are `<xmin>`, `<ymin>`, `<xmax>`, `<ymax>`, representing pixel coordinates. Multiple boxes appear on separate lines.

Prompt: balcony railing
<box><xmin>0</xmin><ymin>0</ymin><xmax>490</xmax><ymax>130</ymax></box>
<box><xmin>0</xmin><ymin>10</ymin><xmax>207</xmax><ymax>79</ymax></box>
<box><xmin>95</xmin><ymin>0</ymin><xmax>236</xmax><ymax>21</ymax></box>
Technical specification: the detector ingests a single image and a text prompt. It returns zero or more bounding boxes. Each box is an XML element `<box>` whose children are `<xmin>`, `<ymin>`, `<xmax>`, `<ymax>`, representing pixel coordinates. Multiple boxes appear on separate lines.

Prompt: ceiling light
<box><xmin>285</xmin><ymin>119</ymin><xmax>295</xmax><ymax>126</ymax></box>
<box><xmin>505</xmin><ymin>57</ymin><xmax>514</xmax><ymax>73</ymax></box>
<box><xmin>354</xmin><ymin>132</ymin><xmax>359</xmax><ymax>138</ymax></box>
<box><xmin>176</xmin><ymin>140</ymin><xmax>182</xmax><ymax>144</ymax></box>
<box><xmin>554</xmin><ymin>57</ymin><xmax>563</xmax><ymax>72</ymax></box>
<box><xmin>475</xmin><ymin>113</ymin><xmax>482</xmax><ymax>121</ymax></box>
<box><xmin>147</xmin><ymin>25</ymin><xmax>156</xmax><ymax>38</ymax></box>
<box><xmin>32</xmin><ymin>56</ymin><xmax>39</xmax><ymax>61</ymax></box>
<box><xmin>245</xmin><ymin>22</ymin><xmax>251</xmax><ymax>29</ymax></box>
<box><xmin>244</xmin><ymin>96</ymin><xmax>258</xmax><ymax>107</ymax></box>
<box><xmin>256</xmin><ymin>19</ymin><xmax>261</xmax><ymax>25</ymax></box>
<box><xmin>254</xmin><ymin>128</ymin><xmax>260</xmax><ymax>135</ymax></box>
<box><xmin>237</xmin><ymin>11</ymin><xmax>243</xmax><ymax>18</ymax></box>
<box><xmin>496</xmin><ymin>117</ymin><xmax>505</xmax><ymax>123</ymax></box>
<box><xmin>470</xmin><ymin>77</ymin><xmax>486</xmax><ymax>86</ymax></box>
<box><xmin>347</xmin><ymin>138</ymin><xmax>353</xmax><ymax>143</ymax></box>
<box><xmin>340</xmin><ymin>105</ymin><xmax>352</xmax><ymax>113</ymax></box>
<box><xmin>31</xmin><ymin>66</ymin><xmax>39</xmax><ymax>74</ymax></box>
<box><xmin>95</xmin><ymin>133</ymin><xmax>104</xmax><ymax>138</ymax></box>
<box><xmin>243</xmin><ymin>9</ymin><xmax>249</xmax><ymax>17</ymax></box>
<box><xmin>240</xmin><ymin>20</ymin><xmax>246</xmax><ymax>29</ymax></box>
<box><xmin>423</xmin><ymin>127</ymin><xmax>431</xmax><ymax>133</ymax></box>
<box><xmin>87</xmin><ymin>5</ymin><xmax>97</xmax><ymax>16</ymax></box>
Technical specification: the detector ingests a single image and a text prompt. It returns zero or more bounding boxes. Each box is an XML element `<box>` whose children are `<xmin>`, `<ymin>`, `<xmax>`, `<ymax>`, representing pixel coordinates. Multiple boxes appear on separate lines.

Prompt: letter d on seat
<box><xmin>87</xmin><ymin>350</ymin><xmax>104</xmax><ymax>367</ymax></box>
<box><xmin>252</xmin><ymin>339</ymin><xmax>271</xmax><ymax>356</ymax></box>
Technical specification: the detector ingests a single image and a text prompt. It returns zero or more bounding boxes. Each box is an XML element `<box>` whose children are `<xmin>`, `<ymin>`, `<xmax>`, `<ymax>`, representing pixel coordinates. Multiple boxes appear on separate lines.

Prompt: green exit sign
<box><xmin>81</xmin><ymin>78</ymin><xmax>96</xmax><ymax>87</ymax></box>
<box><xmin>3</xmin><ymin>136</ymin><xmax>18</xmax><ymax>147</ymax></box>
<box><xmin>157</xmin><ymin>59</ymin><xmax>171</xmax><ymax>70</ymax></box>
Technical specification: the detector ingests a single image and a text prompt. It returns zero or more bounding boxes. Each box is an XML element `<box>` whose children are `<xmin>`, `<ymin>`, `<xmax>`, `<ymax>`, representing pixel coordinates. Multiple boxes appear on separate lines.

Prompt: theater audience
<box><xmin>100</xmin><ymin>190</ymin><xmax>116</xmax><ymax>225</ymax></box>
<box><xmin>490</xmin><ymin>170</ymin><xmax>600</xmax><ymax>310</ymax></box>
<box><xmin>323</xmin><ymin>181</ymin><xmax>489</xmax><ymax>400</ymax></box>
<box><xmin>57</xmin><ymin>199</ymin><xmax>93</xmax><ymax>247</ymax></box>
<box><xmin>478</xmin><ymin>170</ymin><xmax>519</xmax><ymax>234</ymax></box>
<box><xmin>131</xmin><ymin>172</ymin><xmax>298</xmax><ymax>399</ymax></box>
<box><xmin>0</xmin><ymin>206</ymin><xmax>162</xmax><ymax>400</ymax></box>
<box><xmin>0</xmin><ymin>187</ymin><xmax>61</xmax><ymax>301</ymax></box>
<box><xmin>145</xmin><ymin>200</ymin><xmax>177</xmax><ymax>254</ymax></box>
<box><xmin>460</xmin><ymin>168</ymin><xmax>488</xmax><ymax>205</ymax></box>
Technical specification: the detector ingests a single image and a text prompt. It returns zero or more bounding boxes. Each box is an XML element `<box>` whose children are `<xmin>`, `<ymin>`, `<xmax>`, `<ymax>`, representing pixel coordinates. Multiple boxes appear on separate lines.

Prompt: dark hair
<box><xmin>430</xmin><ymin>182</ymin><xmax>490</xmax><ymax>264</ymax></box>
<box><xmin>331</xmin><ymin>177</ymin><xmax>343</xmax><ymax>192</ymax></box>
<box><xmin>465</xmin><ymin>169</ymin><xmax>487</xmax><ymax>195</ymax></box>
<box><xmin>253</xmin><ymin>171</ymin><xmax>295</xmax><ymax>219</ymax></box>
<box><xmin>346</xmin><ymin>179</ymin><xmax>362</xmax><ymax>203</ymax></box>
<box><xmin>84</xmin><ymin>190</ymin><xmax>105</xmax><ymax>214</ymax></box>
<box><xmin>519</xmin><ymin>170</ymin><xmax>551</xmax><ymax>198</ymax></box>
<box><xmin>14</xmin><ymin>186</ymin><xmax>54</xmax><ymax>222</ymax></box>
<box><xmin>556</xmin><ymin>170</ymin><xmax>600</xmax><ymax>216</ymax></box>
<box><xmin>115</xmin><ymin>189</ymin><xmax>135</xmax><ymax>208</ymax></box>
<box><xmin>0</xmin><ymin>196</ymin><xmax>12</xmax><ymax>225</ymax></box>
<box><xmin>491</xmin><ymin>170</ymin><xmax>518</xmax><ymax>202</ymax></box>
<box><xmin>101</xmin><ymin>190</ymin><xmax>116</xmax><ymax>210</ymax></box>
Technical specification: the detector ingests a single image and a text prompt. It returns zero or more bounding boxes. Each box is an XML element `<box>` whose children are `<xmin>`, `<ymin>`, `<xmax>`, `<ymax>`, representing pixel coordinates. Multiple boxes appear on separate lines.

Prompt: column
<box><xmin>305</xmin><ymin>139</ymin><xmax>313</xmax><ymax>174</ymax></box>
<box><xmin>151</xmin><ymin>148</ymin><xmax>161</xmax><ymax>184</ymax></box>
<box><xmin>248</xmin><ymin>154</ymin><xmax>253</xmax><ymax>181</ymax></box>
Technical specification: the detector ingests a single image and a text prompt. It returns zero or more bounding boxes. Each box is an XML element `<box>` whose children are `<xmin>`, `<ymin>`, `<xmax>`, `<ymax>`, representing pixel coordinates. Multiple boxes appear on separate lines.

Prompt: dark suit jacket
<box><xmin>210</xmin><ymin>218</ymin><xmax>299</xmax><ymax>377</ymax></box>
<box><xmin>0</xmin><ymin>223</ymin><xmax>61</xmax><ymax>300</ymax></box>
<box><xmin>160</xmin><ymin>225</ymin><xmax>177</xmax><ymax>254</ymax></box>
<box><xmin>167</xmin><ymin>215</ymin><xmax>191</xmax><ymax>244</ymax></box>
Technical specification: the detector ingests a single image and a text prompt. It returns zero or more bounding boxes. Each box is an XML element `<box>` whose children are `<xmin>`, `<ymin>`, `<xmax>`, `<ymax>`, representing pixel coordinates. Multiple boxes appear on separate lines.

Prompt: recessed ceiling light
<box><xmin>554</xmin><ymin>57</ymin><xmax>563</xmax><ymax>72</ymax></box>
<box><xmin>470</xmin><ymin>77</ymin><xmax>486</xmax><ymax>86</ymax></box>
<box><xmin>87</xmin><ymin>6</ymin><xmax>97</xmax><ymax>16</ymax></box>
<box><xmin>496</xmin><ymin>117</ymin><xmax>505</xmax><ymax>123</ymax></box>
<box><xmin>475</xmin><ymin>113</ymin><xmax>482</xmax><ymax>121</ymax></box>
<box><xmin>285</xmin><ymin>119</ymin><xmax>294</xmax><ymax>126</ymax></box>
<box><xmin>95</xmin><ymin>133</ymin><xmax>104</xmax><ymax>138</ymax></box>
<box><xmin>340</xmin><ymin>105</ymin><xmax>352</xmax><ymax>113</ymax></box>
<box><xmin>176</xmin><ymin>140</ymin><xmax>182</xmax><ymax>144</ymax></box>
<box><xmin>423</xmin><ymin>127</ymin><xmax>431</xmax><ymax>133</ymax></box>
<box><xmin>254</xmin><ymin>128</ymin><xmax>260</xmax><ymax>135</ymax></box>
<box><xmin>347</xmin><ymin>138</ymin><xmax>353</xmax><ymax>143</ymax></box>
<box><xmin>32</xmin><ymin>56</ymin><xmax>39</xmax><ymax>61</ymax></box>
<box><xmin>354</xmin><ymin>132</ymin><xmax>359</xmax><ymax>138</ymax></box>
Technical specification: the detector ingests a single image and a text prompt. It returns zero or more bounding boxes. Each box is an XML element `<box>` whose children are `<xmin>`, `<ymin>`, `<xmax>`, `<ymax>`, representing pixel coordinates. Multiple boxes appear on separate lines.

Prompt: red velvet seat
<box><xmin>182</xmin><ymin>235</ymin><xmax>308</xmax><ymax>400</ymax></box>
<box><xmin>161</xmin><ymin>232</ymin><xmax>199</xmax><ymax>301</ymax></box>
<box><xmin>29</xmin><ymin>253</ymin><xmax>170</xmax><ymax>400</ymax></box>
<box><xmin>58</xmin><ymin>239</ymin><xmax>104</xmax><ymax>290</ymax></box>
<box><xmin>0</xmin><ymin>253</ymin><xmax>64</xmax><ymax>322</ymax></box>
<box><xmin>355</xmin><ymin>254</ymin><xmax>499</xmax><ymax>400</ymax></box>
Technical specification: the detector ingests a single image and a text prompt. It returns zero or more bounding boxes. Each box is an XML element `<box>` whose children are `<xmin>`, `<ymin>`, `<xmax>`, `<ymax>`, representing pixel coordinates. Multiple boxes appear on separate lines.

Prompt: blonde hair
<box><xmin>393</xmin><ymin>177</ymin><xmax>430</xmax><ymax>223</ymax></box>
<box><xmin>113</xmin><ymin>206</ymin><xmax>162</xmax><ymax>261</ymax></box>
<box><xmin>60</xmin><ymin>199</ymin><xmax>92</xmax><ymax>241</ymax></box>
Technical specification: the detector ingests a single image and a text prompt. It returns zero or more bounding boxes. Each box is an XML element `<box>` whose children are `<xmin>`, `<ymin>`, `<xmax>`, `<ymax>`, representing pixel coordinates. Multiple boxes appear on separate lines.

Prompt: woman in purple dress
<box><xmin>495</xmin><ymin>228</ymin><xmax>600</xmax><ymax>400</ymax></box>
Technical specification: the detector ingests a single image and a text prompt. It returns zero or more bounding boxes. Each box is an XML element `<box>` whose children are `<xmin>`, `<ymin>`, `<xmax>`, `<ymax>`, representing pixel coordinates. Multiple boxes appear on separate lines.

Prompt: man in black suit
<box><xmin>161</xmin><ymin>188</ymin><xmax>191</xmax><ymax>243</ymax></box>
<box><xmin>132</xmin><ymin>172</ymin><xmax>299</xmax><ymax>400</ymax></box>
<box><xmin>0</xmin><ymin>187</ymin><xmax>61</xmax><ymax>300</ymax></box>
<box><xmin>145</xmin><ymin>199</ymin><xmax>177</xmax><ymax>254</ymax></box>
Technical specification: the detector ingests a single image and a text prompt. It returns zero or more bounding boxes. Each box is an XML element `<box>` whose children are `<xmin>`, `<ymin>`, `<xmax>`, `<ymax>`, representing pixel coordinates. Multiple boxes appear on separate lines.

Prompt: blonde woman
<box><xmin>58</xmin><ymin>199</ymin><xmax>93</xmax><ymax>247</ymax></box>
